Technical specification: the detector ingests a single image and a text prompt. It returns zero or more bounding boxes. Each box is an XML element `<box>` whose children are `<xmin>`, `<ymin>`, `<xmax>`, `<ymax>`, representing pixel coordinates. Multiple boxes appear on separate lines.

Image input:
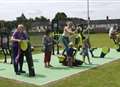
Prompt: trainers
<box><xmin>45</xmin><ymin>65</ymin><xmax>49</xmax><ymax>68</ymax></box>
<box><xmin>29</xmin><ymin>73</ymin><xmax>35</xmax><ymax>77</ymax></box>
<box><xmin>48</xmin><ymin>65</ymin><xmax>53</xmax><ymax>67</ymax></box>
<box><xmin>16</xmin><ymin>72</ymin><xmax>21</xmax><ymax>75</ymax></box>
<box><xmin>89</xmin><ymin>62</ymin><xmax>92</xmax><ymax>65</ymax></box>
<box><xmin>19</xmin><ymin>70</ymin><xmax>26</xmax><ymax>73</ymax></box>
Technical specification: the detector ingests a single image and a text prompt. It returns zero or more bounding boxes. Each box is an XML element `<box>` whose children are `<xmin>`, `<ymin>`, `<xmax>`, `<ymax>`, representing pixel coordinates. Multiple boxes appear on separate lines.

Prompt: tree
<box><xmin>35</xmin><ymin>17</ymin><xmax>40</xmax><ymax>22</ymax></box>
<box><xmin>5</xmin><ymin>21</ymin><xmax>15</xmax><ymax>32</ymax></box>
<box><xmin>16</xmin><ymin>13</ymin><xmax>27</xmax><ymax>23</ymax></box>
<box><xmin>54</xmin><ymin>12</ymin><xmax>67</xmax><ymax>20</ymax></box>
<box><xmin>40</xmin><ymin>16</ymin><xmax>49</xmax><ymax>21</ymax></box>
<box><xmin>35</xmin><ymin>16</ymin><xmax>49</xmax><ymax>22</ymax></box>
<box><xmin>16</xmin><ymin>13</ymin><xmax>31</xmax><ymax>32</ymax></box>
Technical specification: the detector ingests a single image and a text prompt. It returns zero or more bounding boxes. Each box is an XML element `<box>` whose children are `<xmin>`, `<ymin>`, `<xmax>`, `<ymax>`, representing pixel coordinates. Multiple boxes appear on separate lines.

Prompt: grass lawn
<box><xmin>30</xmin><ymin>33</ymin><xmax>115</xmax><ymax>54</ymax></box>
<box><xmin>29</xmin><ymin>33</ymin><xmax>115</xmax><ymax>49</ymax></box>
<box><xmin>42</xmin><ymin>59</ymin><xmax>120</xmax><ymax>87</ymax></box>
<box><xmin>90</xmin><ymin>33</ymin><xmax>115</xmax><ymax>48</ymax></box>
<box><xmin>0</xmin><ymin>59</ymin><xmax>120</xmax><ymax>87</ymax></box>
<box><xmin>0</xmin><ymin>33</ymin><xmax>115</xmax><ymax>59</ymax></box>
<box><xmin>0</xmin><ymin>33</ymin><xmax>119</xmax><ymax>87</ymax></box>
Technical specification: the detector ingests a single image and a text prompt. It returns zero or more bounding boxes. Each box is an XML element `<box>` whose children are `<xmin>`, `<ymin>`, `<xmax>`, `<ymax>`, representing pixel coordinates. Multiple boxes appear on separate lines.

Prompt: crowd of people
<box><xmin>2</xmin><ymin>21</ymin><xmax>119</xmax><ymax>77</ymax></box>
<box><xmin>9</xmin><ymin>22</ymin><xmax>93</xmax><ymax>76</ymax></box>
<box><xmin>60</xmin><ymin>21</ymin><xmax>93</xmax><ymax>66</ymax></box>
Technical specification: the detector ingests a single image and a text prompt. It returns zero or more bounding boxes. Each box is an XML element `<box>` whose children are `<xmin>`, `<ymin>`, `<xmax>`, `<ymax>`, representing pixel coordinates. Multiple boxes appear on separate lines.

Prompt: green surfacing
<box><xmin>0</xmin><ymin>48</ymin><xmax>120</xmax><ymax>86</ymax></box>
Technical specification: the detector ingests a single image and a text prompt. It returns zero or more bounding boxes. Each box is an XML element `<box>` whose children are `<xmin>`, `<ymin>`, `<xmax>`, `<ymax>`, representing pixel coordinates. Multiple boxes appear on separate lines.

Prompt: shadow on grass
<box><xmin>0</xmin><ymin>68</ymin><xmax>6</xmax><ymax>71</ymax></box>
<box><xmin>22</xmin><ymin>73</ymin><xmax>46</xmax><ymax>78</ymax></box>
<box><xmin>70</xmin><ymin>63</ymin><xmax>99</xmax><ymax>69</ymax></box>
<box><xmin>33</xmin><ymin>59</ymin><xmax>40</xmax><ymax>62</ymax></box>
<box><xmin>23</xmin><ymin>59</ymin><xmax>40</xmax><ymax>63</ymax></box>
<box><xmin>49</xmin><ymin>63</ymin><xmax>98</xmax><ymax>70</ymax></box>
<box><xmin>93</xmin><ymin>56</ymin><xmax>114</xmax><ymax>59</ymax></box>
<box><xmin>34</xmin><ymin>74</ymin><xmax>46</xmax><ymax>78</ymax></box>
<box><xmin>50</xmin><ymin>66</ymin><xmax>70</xmax><ymax>70</ymax></box>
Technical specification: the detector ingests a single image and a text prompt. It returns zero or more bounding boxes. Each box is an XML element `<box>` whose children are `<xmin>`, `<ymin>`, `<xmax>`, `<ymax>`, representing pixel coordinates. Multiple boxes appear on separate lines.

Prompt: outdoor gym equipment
<box><xmin>51</xmin><ymin>19</ymin><xmax>60</xmax><ymax>55</ymax></box>
<box><xmin>100</xmin><ymin>47</ymin><xmax>110</xmax><ymax>58</ymax></box>
<box><xmin>0</xmin><ymin>31</ymin><xmax>12</xmax><ymax>63</ymax></box>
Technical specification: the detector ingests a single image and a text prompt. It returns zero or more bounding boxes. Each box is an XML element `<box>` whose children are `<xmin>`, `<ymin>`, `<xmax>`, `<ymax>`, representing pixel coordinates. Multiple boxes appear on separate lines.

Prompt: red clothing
<box><xmin>44</xmin><ymin>51</ymin><xmax>51</xmax><ymax>63</ymax></box>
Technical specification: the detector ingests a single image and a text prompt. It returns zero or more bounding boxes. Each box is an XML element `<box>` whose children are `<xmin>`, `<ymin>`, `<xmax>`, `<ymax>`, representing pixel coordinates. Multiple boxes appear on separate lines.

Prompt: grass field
<box><xmin>0</xmin><ymin>33</ymin><xmax>119</xmax><ymax>87</ymax></box>
<box><xmin>0</xmin><ymin>59</ymin><xmax>120</xmax><ymax>87</ymax></box>
<box><xmin>30</xmin><ymin>33</ymin><xmax>115</xmax><ymax>48</ymax></box>
<box><xmin>0</xmin><ymin>33</ymin><xmax>116</xmax><ymax>57</ymax></box>
<box><xmin>89</xmin><ymin>33</ymin><xmax>115</xmax><ymax>48</ymax></box>
<box><xmin>29</xmin><ymin>33</ymin><xmax>115</xmax><ymax>53</ymax></box>
<box><xmin>42</xmin><ymin>59</ymin><xmax>120</xmax><ymax>87</ymax></box>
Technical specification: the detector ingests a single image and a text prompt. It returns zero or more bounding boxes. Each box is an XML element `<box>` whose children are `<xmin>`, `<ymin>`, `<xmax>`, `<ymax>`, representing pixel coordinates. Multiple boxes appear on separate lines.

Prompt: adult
<box><xmin>11</xmin><ymin>24</ymin><xmax>35</xmax><ymax>76</ymax></box>
<box><xmin>11</xmin><ymin>24</ymin><xmax>26</xmax><ymax>75</ymax></box>
<box><xmin>61</xmin><ymin>21</ymin><xmax>75</xmax><ymax>55</ymax></box>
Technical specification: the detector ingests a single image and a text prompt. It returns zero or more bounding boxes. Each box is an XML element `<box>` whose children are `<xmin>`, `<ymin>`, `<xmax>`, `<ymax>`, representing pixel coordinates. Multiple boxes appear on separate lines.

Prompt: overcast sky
<box><xmin>0</xmin><ymin>0</ymin><xmax>120</xmax><ymax>21</ymax></box>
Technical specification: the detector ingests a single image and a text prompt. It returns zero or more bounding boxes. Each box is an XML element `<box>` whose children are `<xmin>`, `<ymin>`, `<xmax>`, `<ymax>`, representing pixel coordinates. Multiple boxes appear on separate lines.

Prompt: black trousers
<box><xmin>20</xmin><ymin>43</ymin><xmax>35</xmax><ymax>76</ymax></box>
<box><xmin>12</xmin><ymin>46</ymin><xmax>23</xmax><ymax>73</ymax></box>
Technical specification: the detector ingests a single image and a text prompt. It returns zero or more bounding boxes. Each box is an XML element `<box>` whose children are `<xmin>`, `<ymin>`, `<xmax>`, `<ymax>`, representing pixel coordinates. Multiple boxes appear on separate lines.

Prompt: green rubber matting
<box><xmin>0</xmin><ymin>48</ymin><xmax>120</xmax><ymax>86</ymax></box>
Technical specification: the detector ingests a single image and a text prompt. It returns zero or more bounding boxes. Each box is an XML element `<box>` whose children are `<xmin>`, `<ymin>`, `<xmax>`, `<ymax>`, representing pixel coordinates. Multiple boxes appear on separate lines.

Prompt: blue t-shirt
<box><xmin>67</xmin><ymin>47</ymin><xmax>76</xmax><ymax>57</ymax></box>
<box><xmin>43</xmin><ymin>35</ymin><xmax>53</xmax><ymax>52</ymax></box>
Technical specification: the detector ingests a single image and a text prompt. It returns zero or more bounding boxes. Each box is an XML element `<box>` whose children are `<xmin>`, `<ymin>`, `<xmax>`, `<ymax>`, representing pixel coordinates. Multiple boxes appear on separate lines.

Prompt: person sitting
<box><xmin>66</xmin><ymin>42</ymin><xmax>76</xmax><ymax>67</ymax></box>
<box><xmin>58</xmin><ymin>54</ymin><xmax>83</xmax><ymax>67</ymax></box>
<box><xmin>58</xmin><ymin>42</ymin><xmax>83</xmax><ymax>67</ymax></box>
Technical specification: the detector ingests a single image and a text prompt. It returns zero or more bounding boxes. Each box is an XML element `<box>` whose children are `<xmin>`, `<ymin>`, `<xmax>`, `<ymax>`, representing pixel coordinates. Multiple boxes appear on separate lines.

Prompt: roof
<box><xmin>90</xmin><ymin>19</ymin><xmax>120</xmax><ymax>25</ymax></box>
<box><xmin>31</xmin><ymin>21</ymin><xmax>50</xmax><ymax>27</ymax></box>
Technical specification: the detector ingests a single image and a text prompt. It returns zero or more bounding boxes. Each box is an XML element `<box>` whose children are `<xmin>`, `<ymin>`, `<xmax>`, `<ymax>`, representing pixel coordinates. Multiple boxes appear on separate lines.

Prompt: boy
<box><xmin>66</xmin><ymin>42</ymin><xmax>76</xmax><ymax>67</ymax></box>
<box><xmin>43</xmin><ymin>30</ymin><xmax>53</xmax><ymax>68</ymax></box>
<box><xmin>82</xmin><ymin>37</ymin><xmax>92</xmax><ymax>64</ymax></box>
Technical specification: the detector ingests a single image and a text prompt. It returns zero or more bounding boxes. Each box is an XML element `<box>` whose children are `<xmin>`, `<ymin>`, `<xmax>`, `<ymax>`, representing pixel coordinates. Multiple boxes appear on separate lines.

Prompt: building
<box><xmin>90</xmin><ymin>18</ymin><xmax>120</xmax><ymax>33</ymax></box>
<box><xmin>31</xmin><ymin>20</ymin><xmax>51</xmax><ymax>32</ymax></box>
<box><xmin>56</xmin><ymin>18</ymin><xmax>87</xmax><ymax>32</ymax></box>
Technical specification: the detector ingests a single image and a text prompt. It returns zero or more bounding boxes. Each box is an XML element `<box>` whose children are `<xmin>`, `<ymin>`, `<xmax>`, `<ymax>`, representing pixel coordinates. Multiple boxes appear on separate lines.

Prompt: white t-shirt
<box><xmin>62</xmin><ymin>27</ymin><xmax>71</xmax><ymax>37</ymax></box>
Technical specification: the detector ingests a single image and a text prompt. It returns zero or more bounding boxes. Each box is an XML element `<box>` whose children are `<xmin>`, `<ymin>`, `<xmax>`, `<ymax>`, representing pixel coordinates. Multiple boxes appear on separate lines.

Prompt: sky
<box><xmin>0</xmin><ymin>0</ymin><xmax>120</xmax><ymax>21</ymax></box>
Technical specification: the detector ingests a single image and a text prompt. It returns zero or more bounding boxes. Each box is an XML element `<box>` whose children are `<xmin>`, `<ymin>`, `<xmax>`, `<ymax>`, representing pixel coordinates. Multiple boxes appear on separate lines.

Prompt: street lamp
<box><xmin>51</xmin><ymin>19</ymin><xmax>59</xmax><ymax>55</ymax></box>
<box><xmin>87</xmin><ymin>0</ymin><xmax>90</xmax><ymax>36</ymax></box>
<box><xmin>87</xmin><ymin>0</ymin><xmax>90</xmax><ymax>26</ymax></box>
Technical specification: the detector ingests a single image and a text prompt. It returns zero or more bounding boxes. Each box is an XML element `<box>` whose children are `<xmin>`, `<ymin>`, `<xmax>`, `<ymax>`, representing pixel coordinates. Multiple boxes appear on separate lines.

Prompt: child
<box><xmin>82</xmin><ymin>37</ymin><xmax>92</xmax><ymax>64</ymax></box>
<box><xmin>66</xmin><ymin>42</ymin><xmax>76</xmax><ymax>67</ymax></box>
<box><xmin>43</xmin><ymin>30</ymin><xmax>53</xmax><ymax>68</ymax></box>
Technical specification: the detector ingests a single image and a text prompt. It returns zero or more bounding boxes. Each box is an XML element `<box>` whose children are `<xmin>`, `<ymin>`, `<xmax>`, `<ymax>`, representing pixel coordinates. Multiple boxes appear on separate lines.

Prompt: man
<box><xmin>11</xmin><ymin>24</ymin><xmax>35</xmax><ymax>76</ymax></box>
<box><xmin>11</xmin><ymin>24</ymin><xmax>26</xmax><ymax>75</ymax></box>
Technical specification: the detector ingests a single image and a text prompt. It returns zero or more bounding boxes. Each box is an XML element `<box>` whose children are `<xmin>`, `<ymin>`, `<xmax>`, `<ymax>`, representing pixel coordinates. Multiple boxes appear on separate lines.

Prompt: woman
<box><xmin>61</xmin><ymin>21</ymin><xmax>75</xmax><ymax>55</ymax></box>
<box><xmin>11</xmin><ymin>24</ymin><xmax>27</xmax><ymax>75</ymax></box>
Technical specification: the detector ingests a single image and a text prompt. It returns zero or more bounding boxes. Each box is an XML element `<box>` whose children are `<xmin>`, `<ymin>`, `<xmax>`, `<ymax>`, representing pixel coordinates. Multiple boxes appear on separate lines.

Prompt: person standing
<box><xmin>43</xmin><ymin>30</ymin><xmax>53</xmax><ymax>68</ymax></box>
<box><xmin>19</xmin><ymin>30</ymin><xmax>35</xmax><ymax>77</ymax></box>
<box><xmin>11</xmin><ymin>24</ymin><xmax>27</xmax><ymax>75</ymax></box>
<box><xmin>61</xmin><ymin>21</ymin><xmax>75</xmax><ymax>55</ymax></box>
<box><xmin>82</xmin><ymin>37</ymin><xmax>92</xmax><ymax>64</ymax></box>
